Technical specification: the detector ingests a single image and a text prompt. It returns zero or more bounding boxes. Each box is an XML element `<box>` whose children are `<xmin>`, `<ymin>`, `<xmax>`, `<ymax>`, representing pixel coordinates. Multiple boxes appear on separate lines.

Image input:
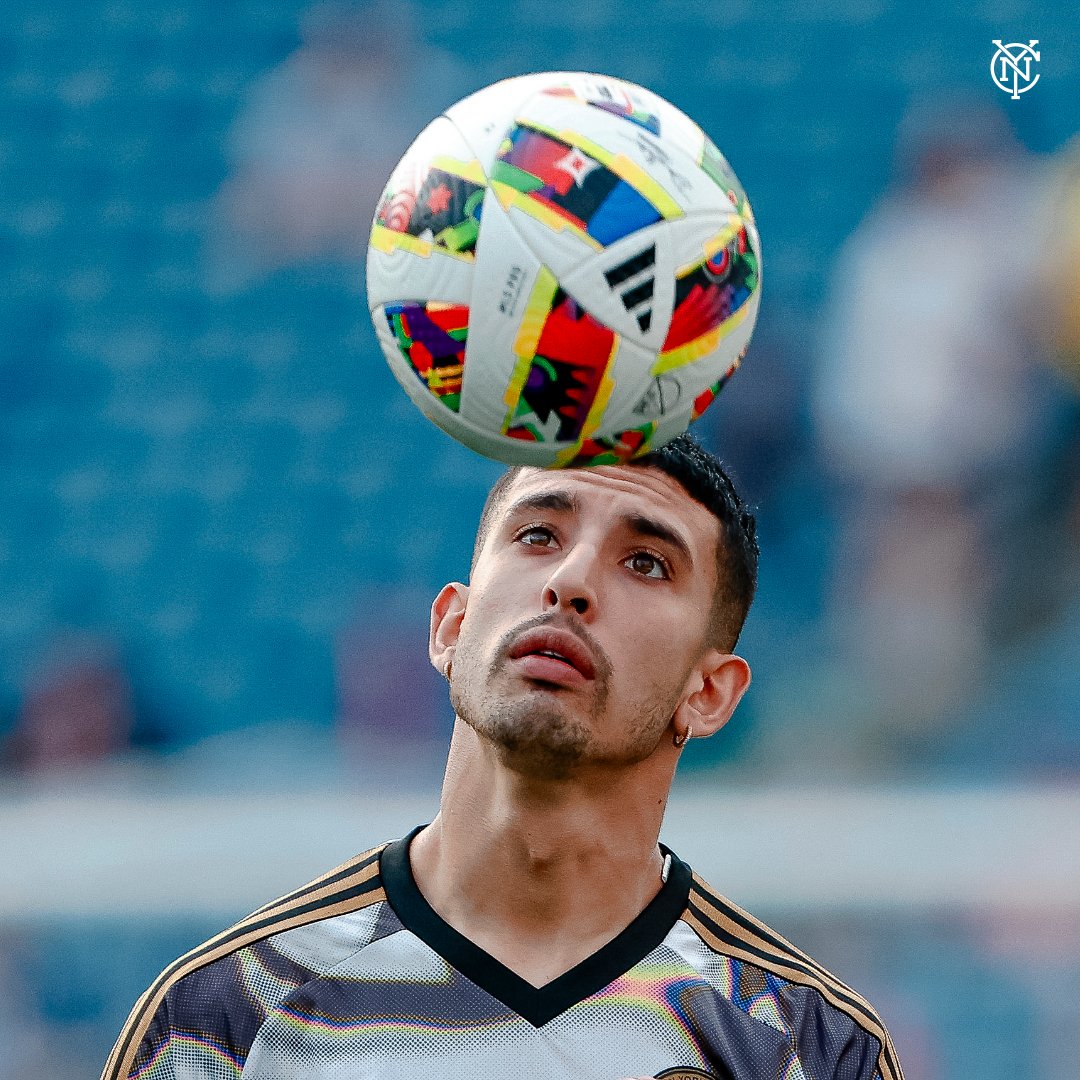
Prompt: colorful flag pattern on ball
<box><xmin>366</xmin><ymin>72</ymin><xmax>762</xmax><ymax>467</ymax></box>
<box><xmin>386</xmin><ymin>302</ymin><xmax>468</xmax><ymax>411</ymax></box>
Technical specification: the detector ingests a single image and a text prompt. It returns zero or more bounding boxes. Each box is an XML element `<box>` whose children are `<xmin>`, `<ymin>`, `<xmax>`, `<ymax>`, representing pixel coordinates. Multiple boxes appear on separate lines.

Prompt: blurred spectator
<box><xmin>1037</xmin><ymin>132</ymin><xmax>1080</xmax><ymax>385</ymax></box>
<box><xmin>4</xmin><ymin>634</ymin><xmax>134</xmax><ymax>771</ymax></box>
<box><xmin>204</xmin><ymin>0</ymin><xmax>470</xmax><ymax>292</ymax></box>
<box><xmin>941</xmin><ymin>480</ymin><xmax>1080</xmax><ymax>779</ymax></box>
<box><xmin>811</xmin><ymin>96</ymin><xmax>1077</xmax><ymax>769</ymax></box>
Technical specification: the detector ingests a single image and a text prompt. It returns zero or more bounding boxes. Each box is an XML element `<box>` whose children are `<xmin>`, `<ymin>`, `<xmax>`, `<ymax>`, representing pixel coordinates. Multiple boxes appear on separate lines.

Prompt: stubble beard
<box><xmin>449</xmin><ymin>627</ymin><xmax>686</xmax><ymax>780</ymax></box>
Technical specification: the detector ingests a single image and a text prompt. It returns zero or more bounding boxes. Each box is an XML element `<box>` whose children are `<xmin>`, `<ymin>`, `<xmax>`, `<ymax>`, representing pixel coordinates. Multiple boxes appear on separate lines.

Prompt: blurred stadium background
<box><xmin>2</xmin><ymin>1</ymin><xmax>1080</xmax><ymax>1077</ymax></box>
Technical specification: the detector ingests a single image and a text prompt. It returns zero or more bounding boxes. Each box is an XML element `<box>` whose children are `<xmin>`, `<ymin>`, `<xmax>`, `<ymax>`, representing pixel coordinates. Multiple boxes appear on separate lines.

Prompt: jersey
<box><xmin>101</xmin><ymin>827</ymin><xmax>904</xmax><ymax>1080</ymax></box>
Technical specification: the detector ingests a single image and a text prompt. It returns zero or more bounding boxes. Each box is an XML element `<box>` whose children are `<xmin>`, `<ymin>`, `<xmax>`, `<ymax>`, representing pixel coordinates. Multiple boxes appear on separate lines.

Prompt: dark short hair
<box><xmin>469</xmin><ymin>433</ymin><xmax>758</xmax><ymax>651</ymax></box>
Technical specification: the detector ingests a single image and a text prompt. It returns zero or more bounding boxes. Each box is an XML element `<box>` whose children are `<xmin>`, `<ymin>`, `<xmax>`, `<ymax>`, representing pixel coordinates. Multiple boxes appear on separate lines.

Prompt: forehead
<box><xmin>497</xmin><ymin>464</ymin><xmax>720</xmax><ymax>559</ymax></box>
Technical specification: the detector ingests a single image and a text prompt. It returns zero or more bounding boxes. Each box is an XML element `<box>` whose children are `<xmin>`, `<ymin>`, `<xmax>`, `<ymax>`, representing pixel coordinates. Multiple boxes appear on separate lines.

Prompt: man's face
<box><xmin>442</xmin><ymin>465</ymin><xmax>722</xmax><ymax>778</ymax></box>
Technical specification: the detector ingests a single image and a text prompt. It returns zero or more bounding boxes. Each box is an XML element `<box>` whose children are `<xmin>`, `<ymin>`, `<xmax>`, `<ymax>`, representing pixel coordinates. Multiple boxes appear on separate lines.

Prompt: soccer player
<box><xmin>101</xmin><ymin>434</ymin><xmax>904</xmax><ymax>1080</ymax></box>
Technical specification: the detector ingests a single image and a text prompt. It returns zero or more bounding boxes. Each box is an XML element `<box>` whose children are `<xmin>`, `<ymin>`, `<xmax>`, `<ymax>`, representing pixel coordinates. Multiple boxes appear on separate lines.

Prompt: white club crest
<box><xmin>990</xmin><ymin>39</ymin><xmax>1041</xmax><ymax>100</ymax></box>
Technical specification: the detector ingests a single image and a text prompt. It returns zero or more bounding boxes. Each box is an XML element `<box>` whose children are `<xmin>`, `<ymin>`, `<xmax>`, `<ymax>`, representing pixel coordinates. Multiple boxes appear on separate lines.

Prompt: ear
<box><xmin>429</xmin><ymin>582</ymin><xmax>469</xmax><ymax>677</ymax></box>
<box><xmin>672</xmin><ymin>651</ymin><xmax>751</xmax><ymax>742</ymax></box>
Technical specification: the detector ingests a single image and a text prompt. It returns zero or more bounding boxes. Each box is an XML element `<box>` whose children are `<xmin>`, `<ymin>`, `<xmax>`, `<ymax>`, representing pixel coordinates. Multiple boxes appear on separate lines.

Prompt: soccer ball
<box><xmin>366</xmin><ymin>71</ymin><xmax>761</xmax><ymax>468</ymax></box>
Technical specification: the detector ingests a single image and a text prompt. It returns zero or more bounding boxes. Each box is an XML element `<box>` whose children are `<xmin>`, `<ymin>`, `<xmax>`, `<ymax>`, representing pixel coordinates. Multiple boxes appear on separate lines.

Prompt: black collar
<box><xmin>379</xmin><ymin>825</ymin><xmax>693</xmax><ymax>1027</ymax></box>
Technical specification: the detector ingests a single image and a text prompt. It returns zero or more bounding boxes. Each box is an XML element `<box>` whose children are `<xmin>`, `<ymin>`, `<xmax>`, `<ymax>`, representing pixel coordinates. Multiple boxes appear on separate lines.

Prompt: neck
<box><xmin>408</xmin><ymin>721</ymin><xmax>675</xmax><ymax>985</ymax></box>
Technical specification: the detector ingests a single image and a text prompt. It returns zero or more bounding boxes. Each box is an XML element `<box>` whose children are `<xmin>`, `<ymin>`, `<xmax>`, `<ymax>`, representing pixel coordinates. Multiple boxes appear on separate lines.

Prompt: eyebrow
<box><xmin>622</xmin><ymin>512</ymin><xmax>694</xmax><ymax>568</ymax></box>
<box><xmin>502</xmin><ymin>490</ymin><xmax>579</xmax><ymax>519</ymax></box>
<box><xmin>501</xmin><ymin>490</ymin><xmax>695</xmax><ymax>568</ymax></box>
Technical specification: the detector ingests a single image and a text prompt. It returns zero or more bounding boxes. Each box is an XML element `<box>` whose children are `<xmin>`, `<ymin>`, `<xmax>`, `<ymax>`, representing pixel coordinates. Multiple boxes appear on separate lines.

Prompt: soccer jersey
<box><xmin>102</xmin><ymin>827</ymin><xmax>903</xmax><ymax>1080</ymax></box>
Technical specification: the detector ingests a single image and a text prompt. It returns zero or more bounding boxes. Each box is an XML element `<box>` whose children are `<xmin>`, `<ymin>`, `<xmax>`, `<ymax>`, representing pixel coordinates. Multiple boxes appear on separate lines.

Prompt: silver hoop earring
<box><xmin>673</xmin><ymin>724</ymin><xmax>692</xmax><ymax>749</ymax></box>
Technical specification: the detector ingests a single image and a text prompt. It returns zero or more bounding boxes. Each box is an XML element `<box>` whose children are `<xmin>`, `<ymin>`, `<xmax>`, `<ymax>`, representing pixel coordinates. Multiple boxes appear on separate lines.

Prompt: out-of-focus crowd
<box><xmin>2</xmin><ymin>2</ymin><xmax>1079</xmax><ymax>787</ymax></box>
<box><xmin>4</xmin><ymin>7</ymin><xmax>1080</xmax><ymax>1080</ymax></box>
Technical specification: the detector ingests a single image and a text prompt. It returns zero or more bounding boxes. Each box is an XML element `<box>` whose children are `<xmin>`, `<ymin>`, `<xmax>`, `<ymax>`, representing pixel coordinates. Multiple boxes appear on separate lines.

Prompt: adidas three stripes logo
<box><xmin>604</xmin><ymin>245</ymin><xmax>656</xmax><ymax>333</ymax></box>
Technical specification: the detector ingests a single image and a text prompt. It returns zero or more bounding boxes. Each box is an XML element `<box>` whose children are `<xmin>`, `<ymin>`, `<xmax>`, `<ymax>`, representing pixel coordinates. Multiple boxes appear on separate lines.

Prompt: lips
<box><xmin>507</xmin><ymin>626</ymin><xmax>597</xmax><ymax>681</ymax></box>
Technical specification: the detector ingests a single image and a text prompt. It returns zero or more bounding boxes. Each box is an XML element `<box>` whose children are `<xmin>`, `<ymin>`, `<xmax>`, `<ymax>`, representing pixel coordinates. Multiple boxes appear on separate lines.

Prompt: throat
<box><xmin>385</xmin><ymin>829</ymin><xmax>690</xmax><ymax>1022</ymax></box>
<box><xmin>410</xmin><ymin>825</ymin><xmax>669</xmax><ymax>986</ymax></box>
<box><xmin>466</xmin><ymin>850</ymin><xmax>674</xmax><ymax>987</ymax></box>
<box><xmin>471</xmin><ymin>921</ymin><xmax>629</xmax><ymax>989</ymax></box>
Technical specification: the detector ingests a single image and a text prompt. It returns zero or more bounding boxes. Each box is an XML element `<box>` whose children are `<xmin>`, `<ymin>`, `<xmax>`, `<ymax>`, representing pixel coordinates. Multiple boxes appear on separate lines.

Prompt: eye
<box><xmin>515</xmin><ymin>524</ymin><xmax>558</xmax><ymax>548</ymax></box>
<box><xmin>625</xmin><ymin>550</ymin><xmax>670</xmax><ymax>580</ymax></box>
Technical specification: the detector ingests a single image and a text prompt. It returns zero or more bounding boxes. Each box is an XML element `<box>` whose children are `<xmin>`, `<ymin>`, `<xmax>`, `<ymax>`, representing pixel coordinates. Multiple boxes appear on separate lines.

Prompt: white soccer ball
<box><xmin>366</xmin><ymin>71</ymin><xmax>761</xmax><ymax>467</ymax></box>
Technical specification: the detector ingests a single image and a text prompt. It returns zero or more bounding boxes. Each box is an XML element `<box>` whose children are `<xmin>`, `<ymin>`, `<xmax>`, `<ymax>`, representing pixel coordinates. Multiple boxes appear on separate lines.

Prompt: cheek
<box><xmin>615</xmin><ymin>606</ymin><xmax>701</xmax><ymax>680</ymax></box>
<box><xmin>456</xmin><ymin>578</ymin><xmax>525</xmax><ymax>656</ymax></box>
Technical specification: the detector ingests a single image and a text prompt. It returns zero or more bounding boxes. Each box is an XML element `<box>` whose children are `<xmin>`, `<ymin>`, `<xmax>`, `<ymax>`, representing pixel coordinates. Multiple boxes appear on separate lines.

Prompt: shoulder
<box><xmin>680</xmin><ymin>872</ymin><xmax>905</xmax><ymax>1080</ymax></box>
<box><xmin>101</xmin><ymin>843</ymin><xmax>392</xmax><ymax>1080</ymax></box>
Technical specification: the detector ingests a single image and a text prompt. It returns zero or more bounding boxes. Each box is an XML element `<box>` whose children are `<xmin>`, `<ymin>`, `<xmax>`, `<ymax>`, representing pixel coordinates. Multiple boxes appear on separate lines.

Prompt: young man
<box><xmin>102</xmin><ymin>435</ymin><xmax>904</xmax><ymax>1080</ymax></box>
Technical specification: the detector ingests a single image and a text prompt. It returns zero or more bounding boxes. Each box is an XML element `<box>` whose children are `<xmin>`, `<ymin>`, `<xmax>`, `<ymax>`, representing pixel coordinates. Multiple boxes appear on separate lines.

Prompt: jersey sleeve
<box><xmin>684</xmin><ymin>873</ymin><xmax>905</xmax><ymax>1080</ymax></box>
<box><xmin>101</xmin><ymin>985</ymin><xmax>179</xmax><ymax>1080</ymax></box>
<box><xmin>100</xmin><ymin>845</ymin><xmax>389</xmax><ymax>1080</ymax></box>
<box><xmin>781</xmin><ymin>980</ymin><xmax>888</xmax><ymax>1080</ymax></box>
<box><xmin>101</xmin><ymin>954</ymin><xmax>263</xmax><ymax>1080</ymax></box>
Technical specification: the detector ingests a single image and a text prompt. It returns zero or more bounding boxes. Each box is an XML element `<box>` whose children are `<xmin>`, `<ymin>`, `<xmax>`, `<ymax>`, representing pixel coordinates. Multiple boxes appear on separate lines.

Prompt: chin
<box><xmin>464</xmin><ymin>696</ymin><xmax>593</xmax><ymax>776</ymax></box>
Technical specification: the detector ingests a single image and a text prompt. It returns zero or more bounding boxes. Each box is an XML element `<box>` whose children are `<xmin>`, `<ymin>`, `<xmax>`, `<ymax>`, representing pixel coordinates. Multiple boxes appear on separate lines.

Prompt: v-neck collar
<box><xmin>379</xmin><ymin>825</ymin><xmax>692</xmax><ymax>1027</ymax></box>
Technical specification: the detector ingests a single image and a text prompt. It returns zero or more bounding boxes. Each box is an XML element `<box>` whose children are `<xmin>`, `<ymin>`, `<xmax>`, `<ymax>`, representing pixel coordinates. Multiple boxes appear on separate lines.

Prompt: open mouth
<box><xmin>507</xmin><ymin>627</ymin><xmax>597</xmax><ymax>684</ymax></box>
<box><xmin>513</xmin><ymin>652</ymin><xmax>587</xmax><ymax>686</ymax></box>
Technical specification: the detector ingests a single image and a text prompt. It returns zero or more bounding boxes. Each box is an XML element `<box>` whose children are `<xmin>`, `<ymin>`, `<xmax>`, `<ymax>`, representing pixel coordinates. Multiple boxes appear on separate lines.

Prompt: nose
<box><xmin>541</xmin><ymin>545</ymin><xmax>598</xmax><ymax>619</ymax></box>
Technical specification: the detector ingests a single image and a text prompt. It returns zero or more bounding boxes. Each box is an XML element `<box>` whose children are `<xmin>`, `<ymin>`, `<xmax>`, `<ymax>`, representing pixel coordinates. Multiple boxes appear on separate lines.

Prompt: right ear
<box><xmin>429</xmin><ymin>582</ymin><xmax>469</xmax><ymax>677</ymax></box>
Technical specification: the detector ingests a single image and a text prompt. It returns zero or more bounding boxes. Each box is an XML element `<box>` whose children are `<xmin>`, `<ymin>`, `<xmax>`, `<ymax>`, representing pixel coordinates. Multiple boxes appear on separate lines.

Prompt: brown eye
<box><xmin>626</xmin><ymin>552</ymin><xmax>668</xmax><ymax>579</ymax></box>
<box><xmin>517</xmin><ymin>526</ymin><xmax>556</xmax><ymax>547</ymax></box>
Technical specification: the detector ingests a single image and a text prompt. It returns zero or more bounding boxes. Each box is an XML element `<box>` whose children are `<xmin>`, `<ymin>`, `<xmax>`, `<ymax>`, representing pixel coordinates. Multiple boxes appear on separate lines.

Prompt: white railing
<box><xmin>3</xmin><ymin>779</ymin><xmax>1078</xmax><ymax>918</ymax></box>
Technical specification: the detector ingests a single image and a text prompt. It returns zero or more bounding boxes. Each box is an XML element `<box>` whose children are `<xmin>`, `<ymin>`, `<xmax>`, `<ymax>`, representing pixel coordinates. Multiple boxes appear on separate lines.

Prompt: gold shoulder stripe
<box><xmin>100</xmin><ymin>845</ymin><xmax>388</xmax><ymax>1080</ymax></box>
<box><xmin>691</xmin><ymin>882</ymin><xmax>905</xmax><ymax>1080</ymax></box>
<box><xmin>690</xmin><ymin>876</ymin><xmax>870</xmax><ymax>1006</ymax></box>
<box><xmin>683</xmin><ymin>908</ymin><xmax>903</xmax><ymax>1080</ymax></box>
<box><xmin>248</xmin><ymin>845</ymin><xmax>384</xmax><ymax>918</ymax></box>
<box><xmin>687</xmin><ymin>880</ymin><xmax>904</xmax><ymax>1080</ymax></box>
<box><xmin>683</xmin><ymin>904</ymin><xmax>890</xmax><ymax>1052</ymax></box>
<box><xmin>686</xmin><ymin>878</ymin><xmax>904</xmax><ymax>1080</ymax></box>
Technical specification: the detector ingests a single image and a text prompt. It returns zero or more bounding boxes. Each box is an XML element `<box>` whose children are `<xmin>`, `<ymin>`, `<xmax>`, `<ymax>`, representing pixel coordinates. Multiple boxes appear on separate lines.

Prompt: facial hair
<box><xmin>449</xmin><ymin>613</ymin><xmax>686</xmax><ymax>779</ymax></box>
